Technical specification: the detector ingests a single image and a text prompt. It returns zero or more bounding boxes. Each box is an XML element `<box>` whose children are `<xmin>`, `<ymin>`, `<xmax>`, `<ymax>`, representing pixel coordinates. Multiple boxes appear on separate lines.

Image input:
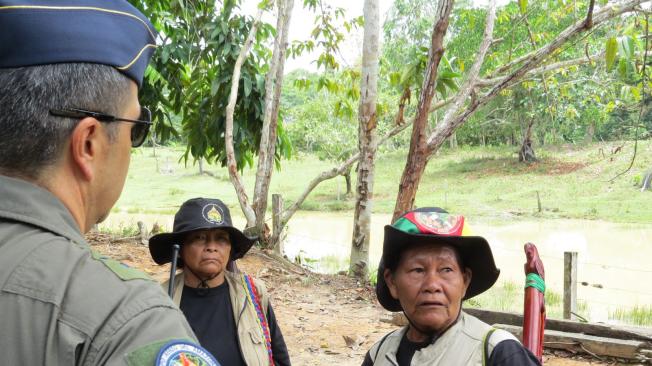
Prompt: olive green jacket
<box><xmin>0</xmin><ymin>175</ymin><xmax>198</xmax><ymax>365</ymax></box>
<box><xmin>166</xmin><ymin>271</ymin><xmax>273</xmax><ymax>366</ymax></box>
<box><xmin>367</xmin><ymin>311</ymin><xmax>518</xmax><ymax>365</ymax></box>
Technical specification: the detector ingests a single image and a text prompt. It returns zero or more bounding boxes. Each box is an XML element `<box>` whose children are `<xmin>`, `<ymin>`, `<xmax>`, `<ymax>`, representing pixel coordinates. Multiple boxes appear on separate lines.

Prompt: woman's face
<box><xmin>385</xmin><ymin>243</ymin><xmax>471</xmax><ymax>338</ymax></box>
<box><xmin>181</xmin><ymin>229</ymin><xmax>231</xmax><ymax>279</ymax></box>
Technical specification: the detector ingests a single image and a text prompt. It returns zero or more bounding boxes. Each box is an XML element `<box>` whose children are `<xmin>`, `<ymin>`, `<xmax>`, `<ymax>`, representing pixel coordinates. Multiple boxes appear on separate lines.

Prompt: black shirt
<box><xmin>396</xmin><ymin>334</ymin><xmax>432</xmax><ymax>365</ymax></box>
<box><xmin>180</xmin><ymin>281</ymin><xmax>291</xmax><ymax>366</ymax></box>
<box><xmin>180</xmin><ymin>282</ymin><xmax>246</xmax><ymax>366</ymax></box>
<box><xmin>361</xmin><ymin>332</ymin><xmax>541</xmax><ymax>366</ymax></box>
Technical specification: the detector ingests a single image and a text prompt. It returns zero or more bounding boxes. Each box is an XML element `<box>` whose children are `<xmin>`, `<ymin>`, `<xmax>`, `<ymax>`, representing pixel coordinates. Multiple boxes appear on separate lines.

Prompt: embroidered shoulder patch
<box><xmin>90</xmin><ymin>249</ymin><xmax>152</xmax><ymax>281</ymax></box>
<box><xmin>155</xmin><ymin>341</ymin><xmax>220</xmax><ymax>366</ymax></box>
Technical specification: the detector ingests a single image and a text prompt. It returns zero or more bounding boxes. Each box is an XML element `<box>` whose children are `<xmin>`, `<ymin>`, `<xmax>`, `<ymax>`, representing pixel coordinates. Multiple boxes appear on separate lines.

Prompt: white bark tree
<box><xmin>349</xmin><ymin>0</ymin><xmax>380</xmax><ymax>279</ymax></box>
<box><xmin>224</xmin><ymin>0</ymin><xmax>295</xmax><ymax>248</ymax></box>
<box><xmin>253</xmin><ymin>0</ymin><xmax>295</xmax><ymax>246</ymax></box>
<box><xmin>225</xmin><ymin>9</ymin><xmax>264</xmax><ymax>228</ymax></box>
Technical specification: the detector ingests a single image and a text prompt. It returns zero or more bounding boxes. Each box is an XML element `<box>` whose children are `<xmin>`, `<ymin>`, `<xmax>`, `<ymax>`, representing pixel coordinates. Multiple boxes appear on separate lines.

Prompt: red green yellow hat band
<box><xmin>392</xmin><ymin>211</ymin><xmax>472</xmax><ymax>237</ymax></box>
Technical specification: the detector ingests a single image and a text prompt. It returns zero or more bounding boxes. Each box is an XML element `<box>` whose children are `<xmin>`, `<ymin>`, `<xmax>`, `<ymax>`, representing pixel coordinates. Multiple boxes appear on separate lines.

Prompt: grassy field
<box><xmin>115</xmin><ymin>140</ymin><xmax>652</xmax><ymax>224</ymax></box>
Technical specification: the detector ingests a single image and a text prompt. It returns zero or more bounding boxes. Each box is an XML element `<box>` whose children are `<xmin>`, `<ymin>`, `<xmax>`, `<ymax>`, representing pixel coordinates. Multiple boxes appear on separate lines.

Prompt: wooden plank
<box><xmin>564</xmin><ymin>252</ymin><xmax>578</xmax><ymax>320</ymax></box>
<box><xmin>463</xmin><ymin>308</ymin><xmax>652</xmax><ymax>342</ymax></box>
<box><xmin>495</xmin><ymin>324</ymin><xmax>648</xmax><ymax>360</ymax></box>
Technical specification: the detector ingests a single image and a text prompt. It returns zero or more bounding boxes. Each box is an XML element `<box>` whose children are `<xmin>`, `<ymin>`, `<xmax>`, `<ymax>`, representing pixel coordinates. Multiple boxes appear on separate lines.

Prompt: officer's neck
<box><xmin>41</xmin><ymin>164</ymin><xmax>94</xmax><ymax>233</ymax></box>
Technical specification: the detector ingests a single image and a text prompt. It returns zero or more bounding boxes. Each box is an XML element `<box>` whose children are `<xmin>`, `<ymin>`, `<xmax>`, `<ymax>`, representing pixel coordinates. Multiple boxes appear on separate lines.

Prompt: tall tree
<box><xmin>252</xmin><ymin>0</ymin><xmax>295</xmax><ymax>244</ymax></box>
<box><xmin>392</xmin><ymin>0</ymin><xmax>456</xmax><ymax>220</ymax></box>
<box><xmin>392</xmin><ymin>0</ymin><xmax>646</xmax><ymax>220</ymax></box>
<box><xmin>349</xmin><ymin>0</ymin><xmax>381</xmax><ymax>279</ymax></box>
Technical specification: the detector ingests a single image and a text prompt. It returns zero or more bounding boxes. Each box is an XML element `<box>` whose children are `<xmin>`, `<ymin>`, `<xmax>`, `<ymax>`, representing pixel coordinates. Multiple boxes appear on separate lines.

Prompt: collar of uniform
<box><xmin>0</xmin><ymin>174</ymin><xmax>86</xmax><ymax>245</ymax></box>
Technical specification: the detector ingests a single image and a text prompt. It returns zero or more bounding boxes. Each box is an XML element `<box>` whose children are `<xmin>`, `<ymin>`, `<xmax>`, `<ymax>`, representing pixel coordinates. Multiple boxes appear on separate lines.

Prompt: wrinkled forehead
<box><xmin>398</xmin><ymin>242</ymin><xmax>464</xmax><ymax>267</ymax></box>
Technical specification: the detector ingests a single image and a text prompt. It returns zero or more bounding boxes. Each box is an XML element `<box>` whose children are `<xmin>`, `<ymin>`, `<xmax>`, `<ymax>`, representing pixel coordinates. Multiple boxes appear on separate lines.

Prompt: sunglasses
<box><xmin>49</xmin><ymin>107</ymin><xmax>152</xmax><ymax>147</ymax></box>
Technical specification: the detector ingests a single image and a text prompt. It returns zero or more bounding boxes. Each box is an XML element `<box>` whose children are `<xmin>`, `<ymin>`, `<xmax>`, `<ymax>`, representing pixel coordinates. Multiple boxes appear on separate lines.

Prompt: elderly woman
<box><xmin>363</xmin><ymin>207</ymin><xmax>540</xmax><ymax>366</ymax></box>
<box><xmin>149</xmin><ymin>197</ymin><xmax>291</xmax><ymax>366</ymax></box>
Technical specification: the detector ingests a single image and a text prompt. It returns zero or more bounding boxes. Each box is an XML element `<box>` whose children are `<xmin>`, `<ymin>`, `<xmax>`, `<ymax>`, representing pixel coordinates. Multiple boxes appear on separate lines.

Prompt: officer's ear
<box><xmin>69</xmin><ymin>117</ymin><xmax>103</xmax><ymax>181</ymax></box>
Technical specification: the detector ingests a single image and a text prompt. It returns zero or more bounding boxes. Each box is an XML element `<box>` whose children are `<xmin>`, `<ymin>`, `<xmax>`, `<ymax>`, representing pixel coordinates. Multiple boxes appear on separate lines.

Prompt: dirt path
<box><xmin>89</xmin><ymin>236</ymin><xmax>611</xmax><ymax>365</ymax></box>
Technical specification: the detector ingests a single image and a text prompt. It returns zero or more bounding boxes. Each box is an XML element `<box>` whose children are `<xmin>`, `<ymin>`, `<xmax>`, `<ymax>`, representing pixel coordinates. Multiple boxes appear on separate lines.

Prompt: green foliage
<box><xmin>383</xmin><ymin>0</ymin><xmax>463</xmax><ymax>104</ymax></box>
<box><xmin>518</xmin><ymin>0</ymin><xmax>527</xmax><ymax>15</ymax></box>
<box><xmin>440</xmin><ymin>0</ymin><xmax>652</xmax><ymax>148</ymax></box>
<box><xmin>606</xmin><ymin>37</ymin><xmax>618</xmax><ymax>71</ymax></box>
<box><xmin>283</xmin><ymin>71</ymin><xmax>357</xmax><ymax>162</ymax></box>
<box><xmin>383</xmin><ymin>0</ymin><xmax>438</xmax><ymax>68</ymax></box>
<box><xmin>129</xmin><ymin>0</ymin><xmax>292</xmax><ymax>171</ymax></box>
<box><xmin>289</xmin><ymin>1</ymin><xmax>363</xmax><ymax>70</ymax></box>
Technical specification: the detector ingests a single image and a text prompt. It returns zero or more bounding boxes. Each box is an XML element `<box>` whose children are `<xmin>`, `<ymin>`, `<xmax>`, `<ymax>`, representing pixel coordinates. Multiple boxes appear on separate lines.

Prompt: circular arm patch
<box><xmin>155</xmin><ymin>341</ymin><xmax>220</xmax><ymax>366</ymax></box>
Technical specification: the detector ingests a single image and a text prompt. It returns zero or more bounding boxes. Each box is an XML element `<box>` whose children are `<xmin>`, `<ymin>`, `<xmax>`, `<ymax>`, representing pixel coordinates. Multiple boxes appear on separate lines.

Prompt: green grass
<box><xmin>466</xmin><ymin>281</ymin><xmax>591</xmax><ymax>321</ymax></box>
<box><xmin>98</xmin><ymin>221</ymin><xmax>141</xmax><ymax>237</ymax></box>
<box><xmin>115</xmin><ymin>140</ymin><xmax>652</xmax><ymax>224</ymax></box>
<box><xmin>610</xmin><ymin>305</ymin><xmax>652</xmax><ymax>326</ymax></box>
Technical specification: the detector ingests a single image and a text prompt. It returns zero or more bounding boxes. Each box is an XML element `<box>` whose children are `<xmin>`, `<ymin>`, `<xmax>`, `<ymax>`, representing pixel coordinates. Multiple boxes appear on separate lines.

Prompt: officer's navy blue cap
<box><xmin>0</xmin><ymin>0</ymin><xmax>157</xmax><ymax>87</ymax></box>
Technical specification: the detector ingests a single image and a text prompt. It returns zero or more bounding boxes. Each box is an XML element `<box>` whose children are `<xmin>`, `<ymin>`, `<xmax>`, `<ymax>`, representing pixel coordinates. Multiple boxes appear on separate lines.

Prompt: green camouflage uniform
<box><xmin>0</xmin><ymin>175</ymin><xmax>198</xmax><ymax>365</ymax></box>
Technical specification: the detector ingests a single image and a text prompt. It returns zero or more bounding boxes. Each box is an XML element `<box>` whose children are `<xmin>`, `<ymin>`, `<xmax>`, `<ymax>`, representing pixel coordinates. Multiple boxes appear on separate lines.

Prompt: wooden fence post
<box><xmin>564</xmin><ymin>251</ymin><xmax>578</xmax><ymax>320</ymax></box>
<box><xmin>271</xmin><ymin>194</ymin><xmax>284</xmax><ymax>255</ymax></box>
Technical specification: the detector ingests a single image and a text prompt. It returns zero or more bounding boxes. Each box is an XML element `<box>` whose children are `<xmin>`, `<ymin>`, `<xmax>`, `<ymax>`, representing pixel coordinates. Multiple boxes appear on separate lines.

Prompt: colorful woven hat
<box><xmin>376</xmin><ymin>207</ymin><xmax>500</xmax><ymax>312</ymax></box>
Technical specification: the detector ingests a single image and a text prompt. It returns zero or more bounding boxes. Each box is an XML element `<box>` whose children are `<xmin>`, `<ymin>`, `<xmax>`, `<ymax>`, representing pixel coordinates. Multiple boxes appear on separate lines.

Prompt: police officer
<box><xmin>0</xmin><ymin>1</ymin><xmax>218</xmax><ymax>365</ymax></box>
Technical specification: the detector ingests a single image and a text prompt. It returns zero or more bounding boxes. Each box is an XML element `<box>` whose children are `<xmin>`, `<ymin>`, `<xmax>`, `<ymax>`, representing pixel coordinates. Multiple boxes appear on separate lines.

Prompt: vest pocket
<box><xmin>248</xmin><ymin>327</ymin><xmax>264</xmax><ymax>344</ymax></box>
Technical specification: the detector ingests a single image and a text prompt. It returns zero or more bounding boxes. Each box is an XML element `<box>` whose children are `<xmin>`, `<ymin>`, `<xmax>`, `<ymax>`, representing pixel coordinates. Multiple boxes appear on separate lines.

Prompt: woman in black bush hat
<box><xmin>150</xmin><ymin>197</ymin><xmax>291</xmax><ymax>366</ymax></box>
<box><xmin>362</xmin><ymin>207</ymin><xmax>540</xmax><ymax>366</ymax></box>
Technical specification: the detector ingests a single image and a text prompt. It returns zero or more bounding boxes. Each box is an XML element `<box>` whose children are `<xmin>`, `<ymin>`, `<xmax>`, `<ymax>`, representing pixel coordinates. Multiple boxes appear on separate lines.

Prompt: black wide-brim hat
<box><xmin>149</xmin><ymin>198</ymin><xmax>255</xmax><ymax>265</ymax></box>
<box><xmin>376</xmin><ymin>207</ymin><xmax>500</xmax><ymax>312</ymax></box>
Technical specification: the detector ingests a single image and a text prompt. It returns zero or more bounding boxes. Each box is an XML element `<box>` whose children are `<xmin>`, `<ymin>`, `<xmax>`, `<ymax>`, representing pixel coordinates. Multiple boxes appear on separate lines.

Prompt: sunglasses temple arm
<box><xmin>168</xmin><ymin>244</ymin><xmax>181</xmax><ymax>298</ymax></box>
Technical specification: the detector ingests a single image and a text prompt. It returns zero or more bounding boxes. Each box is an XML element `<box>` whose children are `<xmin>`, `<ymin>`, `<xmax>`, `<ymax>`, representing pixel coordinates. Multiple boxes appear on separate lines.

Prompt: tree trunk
<box><xmin>519</xmin><ymin>119</ymin><xmax>537</xmax><ymax>163</ymax></box>
<box><xmin>198</xmin><ymin>158</ymin><xmax>204</xmax><ymax>175</ymax></box>
<box><xmin>270</xmin><ymin>194</ymin><xmax>284</xmax><ymax>254</ymax></box>
<box><xmin>343</xmin><ymin>168</ymin><xmax>352</xmax><ymax>195</ymax></box>
<box><xmin>642</xmin><ymin>169</ymin><xmax>652</xmax><ymax>192</ymax></box>
<box><xmin>584</xmin><ymin>122</ymin><xmax>595</xmax><ymax>144</ymax></box>
<box><xmin>224</xmin><ymin>8</ymin><xmax>263</xmax><ymax>228</ymax></box>
<box><xmin>253</xmin><ymin>0</ymin><xmax>294</xmax><ymax>246</ymax></box>
<box><xmin>349</xmin><ymin>0</ymin><xmax>380</xmax><ymax>280</ymax></box>
<box><xmin>449</xmin><ymin>131</ymin><xmax>458</xmax><ymax>149</ymax></box>
<box><xmin>392</xmin><ymin>0</ymin><xmax>454</xmax><ymax>222</ymax></box>
<box><xmin>151</xmin><ymin>130</ymin><xmax>157</xmax><ymax>158</ymax></box>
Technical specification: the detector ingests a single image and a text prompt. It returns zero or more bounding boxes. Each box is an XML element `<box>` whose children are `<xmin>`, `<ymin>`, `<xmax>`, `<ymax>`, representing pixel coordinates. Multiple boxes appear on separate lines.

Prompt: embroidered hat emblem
<box><xmin>202</xmin><ymin>204</ymin><xmax>223</xmax><ymax>224</ymax></box>
<box><xmin>413</xmin><ymin>211</ymin><xmax>464</xmax><ymax>235</ymax></box>
<box><xmin>155</xmin><ymin>340</ymin><xmax>220</xmax><ymax>366</ymax></box>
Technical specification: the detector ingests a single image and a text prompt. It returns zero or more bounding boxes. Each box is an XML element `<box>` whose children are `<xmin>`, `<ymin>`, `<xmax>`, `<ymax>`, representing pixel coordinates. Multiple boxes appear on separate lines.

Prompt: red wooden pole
<box><xmin>523</xmin><ymin>242</ymin><xmax>546</xmax><ymax>363</ymax></box>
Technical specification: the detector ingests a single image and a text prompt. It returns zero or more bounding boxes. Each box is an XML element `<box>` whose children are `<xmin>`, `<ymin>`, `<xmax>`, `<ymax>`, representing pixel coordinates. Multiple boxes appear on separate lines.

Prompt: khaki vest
<box><xmin>165</xmin><ymin>271</ymin><xmax>272</xmax><ymax>366</ymax></box>
<box><xmin>368</xmin><ymin>311</ymin><xmax>518</xmax><ymax>366</ymax></box>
